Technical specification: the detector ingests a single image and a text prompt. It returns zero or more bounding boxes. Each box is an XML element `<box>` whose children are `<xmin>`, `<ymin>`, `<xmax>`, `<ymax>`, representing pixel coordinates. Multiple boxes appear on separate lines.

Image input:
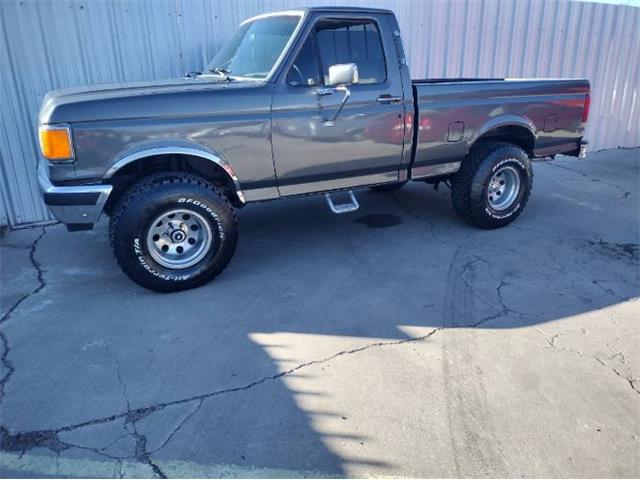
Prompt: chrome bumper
<box><xmin>38</xmin><ymin>160</ymin><xmax>112</xmax><ymax>225</ymax></box>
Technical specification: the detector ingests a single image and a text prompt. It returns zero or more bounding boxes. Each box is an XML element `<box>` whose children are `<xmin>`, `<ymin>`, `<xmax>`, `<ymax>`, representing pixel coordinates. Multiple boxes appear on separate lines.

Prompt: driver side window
<box><xmin>286</xmin><ymin>33</ymin><xmax>322</xmax><ymax>86</ymax></box>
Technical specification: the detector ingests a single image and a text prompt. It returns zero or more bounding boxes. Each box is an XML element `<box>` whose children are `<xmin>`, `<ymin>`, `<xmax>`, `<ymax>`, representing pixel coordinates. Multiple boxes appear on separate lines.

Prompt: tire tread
<box><xmin>109</xmin><ymin>172</ymin><xmax>237</xmax><ymax>292</ymax></box>
<box><xmin>451</xmin><ymin>141</ymin><xmax>533</xmax><ymax>228</ymax></box>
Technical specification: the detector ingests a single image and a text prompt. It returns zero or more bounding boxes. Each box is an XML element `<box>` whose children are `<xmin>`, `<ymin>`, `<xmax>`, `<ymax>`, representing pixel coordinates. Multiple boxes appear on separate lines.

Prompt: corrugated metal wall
<box><xmin>1</xmin><ymin>0</ymin><xmax>638</xmax><ymax>226</ymax></box>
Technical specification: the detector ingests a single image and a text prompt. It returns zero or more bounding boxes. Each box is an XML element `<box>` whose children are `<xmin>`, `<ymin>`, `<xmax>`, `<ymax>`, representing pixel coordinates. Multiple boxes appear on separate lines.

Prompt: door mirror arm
<box><xmin>318</xmin><ymin>86</ymin><xmax>351</xmax><ymax>127</ymax></box>
<box><xmin>316</xmin><ymin>63</ymin><xmax>358</xmax><ymax>126</ymax></box>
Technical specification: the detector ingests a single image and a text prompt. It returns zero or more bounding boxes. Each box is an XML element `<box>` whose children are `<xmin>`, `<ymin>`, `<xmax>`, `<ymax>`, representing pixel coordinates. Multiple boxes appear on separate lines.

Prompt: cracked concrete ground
<box><xmin>0</xmin><ymin>148</ymin><xmax>638</xmax><ymax>478</ymax></box>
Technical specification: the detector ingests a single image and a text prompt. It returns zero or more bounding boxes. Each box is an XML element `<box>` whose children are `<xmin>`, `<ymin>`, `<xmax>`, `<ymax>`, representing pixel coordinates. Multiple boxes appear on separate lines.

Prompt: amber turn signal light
<box><xmin>39</xmin><ymin>125</ymin><xmax>74</xmax><ymax>161</ymax></box>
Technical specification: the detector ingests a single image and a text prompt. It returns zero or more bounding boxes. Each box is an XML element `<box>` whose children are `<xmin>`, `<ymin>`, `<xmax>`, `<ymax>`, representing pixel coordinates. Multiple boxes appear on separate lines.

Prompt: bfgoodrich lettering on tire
<box><xmin>451</xmin><ymin>141</ymin><xmax>533</xmax><ymax>229</ymax></box>
<box><xmin>109</xmin><ymin>173</ymin><xmax>237</xmax><ymax>292</ymax></box>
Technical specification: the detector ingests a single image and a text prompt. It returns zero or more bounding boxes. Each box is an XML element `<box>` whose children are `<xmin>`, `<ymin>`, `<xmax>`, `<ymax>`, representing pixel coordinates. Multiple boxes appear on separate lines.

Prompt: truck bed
<box><xmin>412</xmin><ymin>78</ymin><xmax>504</xmax><ymax>84</ymax></box>
<box><xmin>409</xmin><ymin>78</ymin><xmax>590</xmax><ymax>178</ymax></box>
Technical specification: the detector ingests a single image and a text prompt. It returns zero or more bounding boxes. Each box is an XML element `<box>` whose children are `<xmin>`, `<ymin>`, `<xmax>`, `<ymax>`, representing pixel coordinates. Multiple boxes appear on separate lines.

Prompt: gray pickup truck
<box><xmin>37</xmin><ymin>6</ymin><xmax>590</xmax><ymax>292</ymax></box>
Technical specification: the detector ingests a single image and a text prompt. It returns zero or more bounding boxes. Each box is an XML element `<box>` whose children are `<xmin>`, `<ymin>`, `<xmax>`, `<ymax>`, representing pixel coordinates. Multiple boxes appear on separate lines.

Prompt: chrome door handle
<box><xmin>377</xmin><ymin>95</ymin><xmax>402</xmax><ymax>104</ymax></box>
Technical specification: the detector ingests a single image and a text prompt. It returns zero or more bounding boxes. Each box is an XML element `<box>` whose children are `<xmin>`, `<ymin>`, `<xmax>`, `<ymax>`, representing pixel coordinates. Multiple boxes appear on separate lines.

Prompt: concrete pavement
<box><xmin>0</xmin><ymin>148</ymin><xmax>638</xmax><ymax>477</ymax></box>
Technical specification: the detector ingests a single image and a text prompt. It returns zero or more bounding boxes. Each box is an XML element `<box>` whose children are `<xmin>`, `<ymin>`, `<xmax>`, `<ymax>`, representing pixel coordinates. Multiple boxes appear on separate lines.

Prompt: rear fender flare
<box><xmin>467</xmin><ymin>114</ymin><xmax>537</xmax><ymax>154</ymax></box>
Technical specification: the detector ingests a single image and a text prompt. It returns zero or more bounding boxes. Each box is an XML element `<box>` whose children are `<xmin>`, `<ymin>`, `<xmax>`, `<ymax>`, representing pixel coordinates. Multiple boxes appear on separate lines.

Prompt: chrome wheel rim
<box><xmin>146</xmin><ymin>209</ymin><xmax>212</xmax><ymax>269</ymax></box>
<box><xmin>487</xmin><ymin>165</ymin><xmax>521</xmax><ymax>211</ymax></box>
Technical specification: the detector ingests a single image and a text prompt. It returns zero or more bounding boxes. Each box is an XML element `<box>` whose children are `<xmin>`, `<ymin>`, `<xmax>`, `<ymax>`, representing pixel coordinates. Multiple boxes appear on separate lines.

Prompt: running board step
<box><xmin>324</xmin><ymin>190</ymin><xmax>359</xmax><ymax>214</ymax></box>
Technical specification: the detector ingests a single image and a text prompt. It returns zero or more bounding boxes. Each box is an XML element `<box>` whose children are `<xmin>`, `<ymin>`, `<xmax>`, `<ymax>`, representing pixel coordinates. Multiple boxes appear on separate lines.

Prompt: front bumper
<box><xmin>38</xmin><ymin>160</ymin><xmax>112</xmax><ymax>227</ymax></box>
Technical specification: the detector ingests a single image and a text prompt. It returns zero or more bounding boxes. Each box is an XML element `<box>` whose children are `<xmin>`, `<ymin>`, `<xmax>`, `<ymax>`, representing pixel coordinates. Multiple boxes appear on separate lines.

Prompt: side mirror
<box><xmin>327</xmin><ymin>63</ymin><xmax>359</xmax><ymax>86</ymax></box>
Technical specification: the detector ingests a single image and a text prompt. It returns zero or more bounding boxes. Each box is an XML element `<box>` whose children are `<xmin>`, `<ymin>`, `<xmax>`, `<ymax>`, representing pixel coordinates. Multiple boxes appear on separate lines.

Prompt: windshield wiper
<box><xmin>205</xmin><ymin>67</ymin><xmax>232</xmax><ymax>81</ymax></box>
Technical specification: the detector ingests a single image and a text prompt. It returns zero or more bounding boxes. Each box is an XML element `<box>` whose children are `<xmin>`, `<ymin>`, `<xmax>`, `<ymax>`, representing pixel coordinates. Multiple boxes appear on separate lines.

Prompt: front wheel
<box><xmin>109</xmin><ymin>173</ymin><xmax>237</xmax><ymax>292</ymax></box>
<box><xmin>451</xmin><ymin>141</ymin><xmax>533</xmax><ymax>229</ymax></box>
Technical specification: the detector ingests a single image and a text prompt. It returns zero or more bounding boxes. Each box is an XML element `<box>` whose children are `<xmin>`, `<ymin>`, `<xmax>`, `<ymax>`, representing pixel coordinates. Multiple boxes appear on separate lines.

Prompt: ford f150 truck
<box><xmin>37</xmin><ymin>6</ymin><xmax>590</xmax><ymax>292</ymax></box>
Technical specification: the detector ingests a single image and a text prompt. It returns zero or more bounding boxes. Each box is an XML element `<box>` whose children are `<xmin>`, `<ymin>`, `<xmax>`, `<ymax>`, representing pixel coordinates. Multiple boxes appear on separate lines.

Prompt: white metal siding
<box><xmin>0</xmin><ymin>0</ymin><xmax>638</xmax><ymax>226</ymax></box>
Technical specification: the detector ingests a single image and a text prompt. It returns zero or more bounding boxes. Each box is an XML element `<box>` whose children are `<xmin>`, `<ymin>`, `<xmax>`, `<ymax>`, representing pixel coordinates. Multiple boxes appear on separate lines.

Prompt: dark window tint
<box><xmin>315</xmin><ymin>19</ymin><xmax>387</xmax><ymax>85</ymax></box>
<box><xmin>286</xmin><ymin>35</ymin><xmax>322</xmax><ymax>86</ymax></box>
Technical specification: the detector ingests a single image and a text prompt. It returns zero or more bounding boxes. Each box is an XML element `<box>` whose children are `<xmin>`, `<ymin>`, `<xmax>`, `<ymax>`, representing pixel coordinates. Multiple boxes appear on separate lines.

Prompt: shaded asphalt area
<box><xmin>0</xmin><ymin>148</ymin><xmax>638</xmax><ymax>478</ymax></box>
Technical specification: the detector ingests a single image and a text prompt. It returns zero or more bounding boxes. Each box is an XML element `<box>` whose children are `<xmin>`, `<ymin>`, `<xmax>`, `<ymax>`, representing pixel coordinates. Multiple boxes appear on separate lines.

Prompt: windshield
<box><xmin>205</xmin><ymin>14</ymin><xmax>301</xmax><ymax>80</ymax></box>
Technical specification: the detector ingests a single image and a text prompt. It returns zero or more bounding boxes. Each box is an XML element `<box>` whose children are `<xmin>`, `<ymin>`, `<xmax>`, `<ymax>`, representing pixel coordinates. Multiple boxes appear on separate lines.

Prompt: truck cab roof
<box><xmin>280</xmin><ymin>6</ymin><xmax>394</xmax><ymax>15</ymax></box>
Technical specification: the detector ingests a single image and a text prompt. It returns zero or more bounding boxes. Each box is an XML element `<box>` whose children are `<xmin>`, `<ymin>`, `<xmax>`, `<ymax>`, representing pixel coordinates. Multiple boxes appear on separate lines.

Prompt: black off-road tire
<box><xmin>370</xmin><ymin>181</ymin><xmax>406</xmax><ymax>193</ymax></box>
<box><xmin>451</xmin><ymin>141</ymin><xmax>533</xmax><ymax>229</ymax></box>
<box><xmin>109</xmin><ymin>173</ymin><xmax>237</xmax><ymax>292</ymax></box>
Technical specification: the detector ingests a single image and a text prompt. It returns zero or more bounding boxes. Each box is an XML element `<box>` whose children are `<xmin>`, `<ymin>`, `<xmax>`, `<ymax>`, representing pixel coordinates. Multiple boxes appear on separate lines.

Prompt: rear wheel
<box><xmin>451</xmin><ymin>141</ymin><xmax>533</xmax><ymax>228</ymax></box>
<box><xmin>109</xmin><ymin>173</ymin><xmax>237</xmax><ymax>292</ymax></box>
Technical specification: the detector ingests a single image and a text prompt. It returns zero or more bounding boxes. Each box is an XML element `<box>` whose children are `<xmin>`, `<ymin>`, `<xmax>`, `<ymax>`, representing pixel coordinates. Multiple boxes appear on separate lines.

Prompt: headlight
<box><xmin>39</xmin><ymin>124</ymin><xmax>74</xmax><ymax>161</ymax></box>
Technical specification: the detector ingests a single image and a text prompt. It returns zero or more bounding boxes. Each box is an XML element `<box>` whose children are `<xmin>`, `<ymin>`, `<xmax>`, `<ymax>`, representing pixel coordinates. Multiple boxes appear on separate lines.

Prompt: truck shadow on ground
<box><xmin>0</xmin><ymin>159</ymin><xmax>638</xmax><ymax>477</ymax></box>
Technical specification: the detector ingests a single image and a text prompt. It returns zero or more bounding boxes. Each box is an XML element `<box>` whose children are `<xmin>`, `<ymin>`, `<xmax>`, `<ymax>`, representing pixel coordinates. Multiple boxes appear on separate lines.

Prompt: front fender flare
<box><xmin>104</xmin><ymin>146</ymin><xmax>245</xmax><ymax>203</ymax></box>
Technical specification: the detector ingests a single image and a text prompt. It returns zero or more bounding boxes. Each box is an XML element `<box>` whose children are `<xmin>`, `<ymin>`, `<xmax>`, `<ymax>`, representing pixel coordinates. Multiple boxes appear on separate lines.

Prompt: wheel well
<box><xmin>103</xmin><ymin>153</ymin><xmax>242</xmax><ymax>214</ymax></box>
<box><xmin>470</xmin><ymin>125</ymin><xmax>535</xmax><ymax>156</ymax></box>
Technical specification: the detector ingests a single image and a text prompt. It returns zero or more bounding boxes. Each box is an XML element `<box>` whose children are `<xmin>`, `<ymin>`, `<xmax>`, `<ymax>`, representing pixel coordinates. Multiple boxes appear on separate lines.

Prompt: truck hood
<box><xmin>39</xmin><ymin>77</ymin><xmax>266</xmax><ymax>124</ymax></box>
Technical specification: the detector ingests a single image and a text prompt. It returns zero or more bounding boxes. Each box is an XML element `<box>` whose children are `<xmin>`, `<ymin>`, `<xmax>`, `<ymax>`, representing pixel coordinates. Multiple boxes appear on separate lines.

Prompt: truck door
<box><xmin>271</xmin><ymin>13</ymin><xmax>407</xmax><ymax>196</ymax></box>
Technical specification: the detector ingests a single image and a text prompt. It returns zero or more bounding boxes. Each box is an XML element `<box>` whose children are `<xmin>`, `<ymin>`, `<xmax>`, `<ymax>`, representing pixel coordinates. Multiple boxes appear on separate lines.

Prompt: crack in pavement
<box><xmin>389</xmin><ymin>191</ymin><xmax>447</xmax><ymax>244</ymax></box>
<box><xmin>0</xmin><ymin>226</ymin><xmax>163</xmax><ymax>473</ymax></box>
<box><xmin>0</xmin><ymin>326</ymin><xmax>443</xmax><ymax>464</ymax></box>
<box><xmin>0</xmin><ymin>226</ymin><xmax>47</xmax><ymax>404</ymax></box>
<box><xmin>150</xmin><ymin>399</ymin><xmax>204</xmax><ymax>455</ymax></box>
<box><xmin>543</xmin><ymin>162</ymin><xmax>632</xmax><ymax>198</ymax></box>
<box><xmin>467</xmin><ymin>276</ymin><xmax>519</xmax><ymax>327</ymax></box>
<box><xmin>108</xmin><ymin>350</ymin><xmax>167</xmax><ymax>478</ymax></box>
<box><xmin>585</xmin><ymin>238</ymin><xmax>639</xmax><ymax>262</ymax></box>
<box><xmin>444</xmin><ymin>246</ymin><xmax>528</xmax><ymax>328</ymax></box>
<box><xmin>128</xmin><ymin>423</ymin><xmax>166</xmax><ymax>478</ymax></box>
<box><xmin>512</xmin><ymin>224</ymin><xmax>640</xmax><ymax>258</ymax></box>
<box><xmin>536</xmin><ymin>328</ymin><xmax>639</xmax><ymax>397</ymax></box>
<box><xmin>0</xmin><ymin>425</ymin><xmax>136</xmax><ymax>464</ymax></box>
<box><xmin>593</xmin><ymin>357</ymin><xmax>640</xmax><ymax>396</ymax></box>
